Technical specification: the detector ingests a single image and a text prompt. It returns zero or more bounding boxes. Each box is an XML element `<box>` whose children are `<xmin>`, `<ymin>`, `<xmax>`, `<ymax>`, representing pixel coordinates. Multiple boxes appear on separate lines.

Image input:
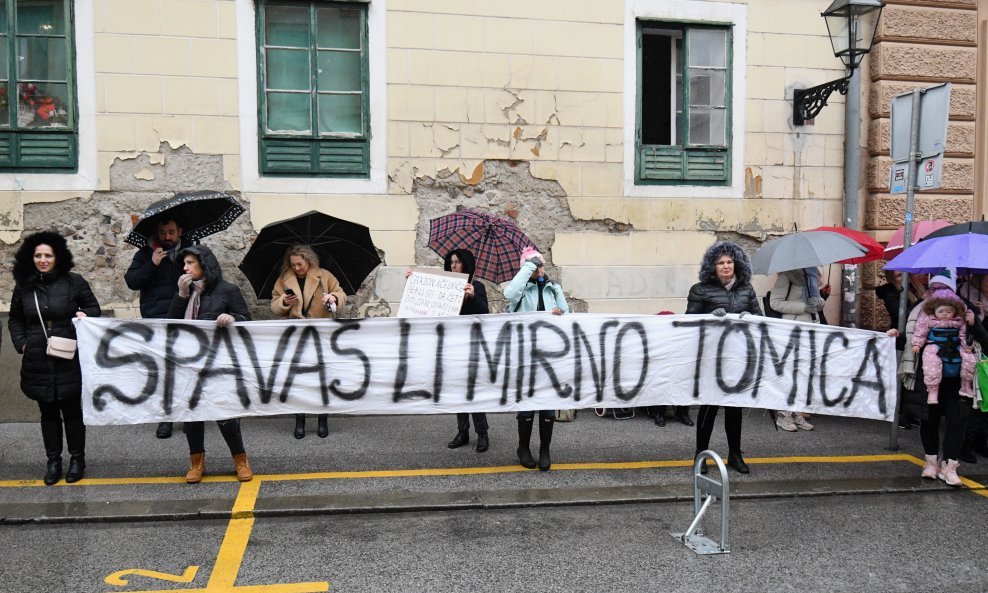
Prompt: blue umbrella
<box><xmin>884</xmin><ymin>233</ymin><xmax>988</xmax><ymax>274</ymax></box>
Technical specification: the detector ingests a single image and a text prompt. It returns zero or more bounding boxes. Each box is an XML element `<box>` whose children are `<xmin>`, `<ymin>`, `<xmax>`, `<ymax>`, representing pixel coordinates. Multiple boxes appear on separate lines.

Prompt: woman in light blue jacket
<box><xmin>503</xmin><ymin>247</ymin><xmax>568</xmax><ymax>471</ymax></box>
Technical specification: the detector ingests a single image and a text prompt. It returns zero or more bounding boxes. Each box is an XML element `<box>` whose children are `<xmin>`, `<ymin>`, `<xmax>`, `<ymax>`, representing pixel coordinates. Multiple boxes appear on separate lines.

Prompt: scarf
<box><xmin>183</xmin><ymin>279</ymin><xmax>206</xmax><ymax>320</ymax></box>
<box><xmin>722</xmin><ymin>277</ymin><xmax>736</xmax><ymax>292</ymax></box>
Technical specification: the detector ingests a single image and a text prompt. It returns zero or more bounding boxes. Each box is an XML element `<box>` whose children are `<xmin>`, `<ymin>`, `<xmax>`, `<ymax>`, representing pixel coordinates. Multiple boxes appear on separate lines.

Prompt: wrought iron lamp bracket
<box><xmin>792</xmin><ymin>74</ymin><xmax>853</xmax><ymax>126</ymax></box>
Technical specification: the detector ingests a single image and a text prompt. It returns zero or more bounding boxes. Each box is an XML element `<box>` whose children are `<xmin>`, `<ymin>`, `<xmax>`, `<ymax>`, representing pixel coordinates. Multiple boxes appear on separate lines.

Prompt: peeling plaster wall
<box><xmin>0</xmin><ymin>0</ymin><xmax>869</xmax><ymax>318</ymax></box>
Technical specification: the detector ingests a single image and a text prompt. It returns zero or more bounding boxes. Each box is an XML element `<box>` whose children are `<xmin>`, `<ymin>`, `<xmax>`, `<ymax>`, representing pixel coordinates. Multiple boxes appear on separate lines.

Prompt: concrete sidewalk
<box><xmin>0</xmin><ymin>410</ymin><xmax>984</xmax><ymax>523</ymax></box>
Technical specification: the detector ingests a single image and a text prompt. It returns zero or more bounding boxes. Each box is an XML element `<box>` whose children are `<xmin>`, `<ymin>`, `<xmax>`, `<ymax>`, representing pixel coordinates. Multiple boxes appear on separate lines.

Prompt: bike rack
<box><xmin>671</xmin><ymin>449</ymin><xmax>731</xmax><ymax>555</ymax></box>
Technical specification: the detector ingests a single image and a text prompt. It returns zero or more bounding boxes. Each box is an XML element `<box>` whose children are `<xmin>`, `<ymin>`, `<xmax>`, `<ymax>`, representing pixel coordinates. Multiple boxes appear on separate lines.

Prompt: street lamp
<box><xmin>792</xmin><ymin>0</ymin><xmax>884</xmax><ymax>125</ymax></box>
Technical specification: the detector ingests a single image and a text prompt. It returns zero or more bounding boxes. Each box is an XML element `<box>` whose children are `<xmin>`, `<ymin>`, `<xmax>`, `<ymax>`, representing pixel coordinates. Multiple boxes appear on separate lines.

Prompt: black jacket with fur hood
<box><xmin>9</xmin><ymin>231</ymin><xmax>101</xmax><ymax>403</ymax></box>
<box><xmin>686</xmin><ymin>240</ymin><xmax>762</xmax><ymax>316</ymax></box>
<box><xmin>444</xmin><ymin>249</ymin><xmax>489</xmax><ymax>316</ymax></box>
<box><xmin>167</xmin><ymin>245</ymin><xmax>251</xmax><ymax>321</ymax></box>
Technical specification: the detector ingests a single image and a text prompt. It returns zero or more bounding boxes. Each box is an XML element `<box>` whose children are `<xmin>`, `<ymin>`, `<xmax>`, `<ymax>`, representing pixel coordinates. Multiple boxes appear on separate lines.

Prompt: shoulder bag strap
<box><xmin>33</xmin><ymin>291</ymin><xmax>50</xmax><ymax>340</ymax></box>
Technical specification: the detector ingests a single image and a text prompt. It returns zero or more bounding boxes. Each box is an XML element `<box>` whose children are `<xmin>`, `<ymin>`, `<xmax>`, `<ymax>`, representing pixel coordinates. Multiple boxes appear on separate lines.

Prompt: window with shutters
<box><xmin>257</xmin><ymin>0</ymin><xmax>369</xmax><ymax>178</ymax></box>
<box><xmin>0</xmin><ymin>0</ymin><xmax>77</xmax><ymax>172</ymax></box>
<box><xmin>636</xmin><ymin>22</ymin><xmax>731</xmax><ymax>186</ymax></box>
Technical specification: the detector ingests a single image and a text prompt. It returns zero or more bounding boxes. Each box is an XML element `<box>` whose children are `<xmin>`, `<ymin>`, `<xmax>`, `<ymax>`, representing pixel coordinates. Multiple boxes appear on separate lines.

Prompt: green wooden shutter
<box><xmin>257</xmin><ymin>0</ymin><xmax>370</xmax><ymax>178</ymax></box>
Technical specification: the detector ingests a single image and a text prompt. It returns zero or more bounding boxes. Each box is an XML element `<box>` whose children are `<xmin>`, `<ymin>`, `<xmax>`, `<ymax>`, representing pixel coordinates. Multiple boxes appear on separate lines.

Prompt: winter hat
<box><xmin>923</xmin><ymin>290</ymin><xmax>965</xmax><ymax>317</ymax></box>
<box><xmin>929</xmin><ymin>268</ymin><xmax>957</xmax><ymax>292</ymax></box>
<box><xmin>656</xmin><ymin>311</ymin><xmax>675</xmax><ymax>315</ymax></box>
<box><xmin>520</xmin><ymin>246</ymin><xmax>543</xmax><ymax>268</ymax></box>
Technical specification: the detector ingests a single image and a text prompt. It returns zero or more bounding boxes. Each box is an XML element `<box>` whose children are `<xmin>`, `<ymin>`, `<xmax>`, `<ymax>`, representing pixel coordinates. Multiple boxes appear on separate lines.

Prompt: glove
<box><xmin>177</xmin><ymin>274</ymin><xmax>194</xmax><ymax>298</ymax></box>
<box><xmin>805</xmin><ymin>297</ymin><xmax>825</xmax><ymax>314</ymax></box>
<box><xmin>216</xmin><ymin>313</ymin><xmax>235</xmax><ymax>328</ymax></box>
<box><xmin>526</xmin><ymin>256</ymin><xmax>544</xmax><ymax>267</ymax></box>
<box><xmin>711</xmin><ymin>308</ymin><xmax>727</xmax><ymax>317</ymax></box>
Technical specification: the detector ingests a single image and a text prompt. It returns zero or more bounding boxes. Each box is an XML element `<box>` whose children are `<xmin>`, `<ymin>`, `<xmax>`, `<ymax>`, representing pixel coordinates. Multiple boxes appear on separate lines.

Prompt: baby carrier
<box><xmin>928</xmin><ymin>326</ymin><xmax>962</xmax><ymax>377</ymax></box>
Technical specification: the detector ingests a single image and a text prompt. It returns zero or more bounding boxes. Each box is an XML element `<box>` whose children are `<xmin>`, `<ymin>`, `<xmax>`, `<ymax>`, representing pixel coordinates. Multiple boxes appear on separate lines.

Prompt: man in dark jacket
<box><xmin>124</xmin><ymin>217</ymin><xmax>189</xmax><ymax>439</ymax></box>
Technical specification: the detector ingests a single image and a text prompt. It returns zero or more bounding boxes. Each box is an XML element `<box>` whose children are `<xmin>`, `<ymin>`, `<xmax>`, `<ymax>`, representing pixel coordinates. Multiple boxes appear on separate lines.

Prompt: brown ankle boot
<box><xmin>186</xmin><ymin>453</ymin><xmax>205</xmax><ymax>484</ymax></box>
<box><xmin>233</xmin><ymin>452</ymin><xmax>253</xmax><ymax>482</ymax></box>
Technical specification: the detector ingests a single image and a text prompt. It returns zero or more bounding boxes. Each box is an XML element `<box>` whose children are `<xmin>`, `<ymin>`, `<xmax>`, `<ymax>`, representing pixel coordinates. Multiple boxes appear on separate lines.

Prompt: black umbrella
<box><xmin>124</xmin><ymin>190</ymin><xmax>245</xmax><ymax>249</ymax></box>
<box><xmin>923</xmin><ymin>221</ymin><xmax>988</xmax><ymax>241</ymax></box>
<box><xmin>238</xmin><ymin>211</ymin><xmax>381</xmax><ymax>298</ymax></box>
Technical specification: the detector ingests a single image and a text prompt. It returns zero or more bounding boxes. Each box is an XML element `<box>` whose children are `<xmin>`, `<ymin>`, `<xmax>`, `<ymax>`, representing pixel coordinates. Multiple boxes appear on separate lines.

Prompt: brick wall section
<box><xmin>862</xmin><ymin>0</ymin><xmax>980</xmax><ymax>329</ymax></box>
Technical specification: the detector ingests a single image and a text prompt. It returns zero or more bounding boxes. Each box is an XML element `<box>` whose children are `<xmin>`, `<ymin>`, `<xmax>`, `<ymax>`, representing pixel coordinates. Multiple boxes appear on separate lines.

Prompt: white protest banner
<box><xmin>76</xmin><ymin>314</ymin><xmax>897</xmax><ymax>425</ymax></box>
<box><xmin>396</xmin><ymin>268</ymin><xmax>469</xmax><ymax>318</ymax></box>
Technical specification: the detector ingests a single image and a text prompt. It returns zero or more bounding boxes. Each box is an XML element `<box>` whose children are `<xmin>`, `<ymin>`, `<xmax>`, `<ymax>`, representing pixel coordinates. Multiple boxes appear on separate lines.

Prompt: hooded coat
<box><xmin>167</xmin><ymin>245</ymin><xmax>251</xmax><ymax>322</ymax></box>
<box><xmin>8</xmin><ymin>231</ymin><xmax>102</xmax><ymax>403</ymax></box>
<box><xmin>686</xmin><ymin>241</ymin><xmax>762</xmax><ymax>316</ymax></box>
<box><xmin>444</xmin><ymin>249</ymin><xmax>489</xmax><ymax>316</ymax></box>
<box><xmin>503</xmin><ymin>261</ymin><xmax>569</xmax><ymax>314</ymax></box>
<box><xmin>124</xmin><ymin>235</ymin><xmax>191</xmax><ymax>318</ymax></box>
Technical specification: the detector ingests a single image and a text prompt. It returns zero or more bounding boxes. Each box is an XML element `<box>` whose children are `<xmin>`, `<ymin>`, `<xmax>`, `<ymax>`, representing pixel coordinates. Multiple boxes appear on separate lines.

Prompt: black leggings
<box><xmin>695</xmin><ymin>405</ymin><xmax>742</xmax><ymax>454</ymax></box>
<box><xmin>38</xmin><ymin>397</ymin><xmax>83</xmax><ymax>425</ymax></box>
<box><xmin>920</xmin><ymin>376</ymin><xmax>968</xmax><ymax>461</ymax></box>
<box><xmin>184</xmin><ymin>419</ymin><xmax>245</xmax><ymax>456</ymax></box>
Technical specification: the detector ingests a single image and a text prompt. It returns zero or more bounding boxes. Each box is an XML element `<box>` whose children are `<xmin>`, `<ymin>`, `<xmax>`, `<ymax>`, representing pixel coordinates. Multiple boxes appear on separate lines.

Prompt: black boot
<box><xmin>727</xmin><ymin>451</ymin><xmax>750</xmax><ymax>474</ymax></box>
<box><xmin>294</xmin><ymin>414</ymin><xmax>306</xmax><ymax>439</ymax></box>
<box><xmin>517</xmin><ymin>417</ymin><xmax>536</xmax><ymax>469</ymax></box>
<box><xmin>64</xmin><ymin>418</ymin><xmax>86</xmax><ymax>483</ymax></box>
<box><xmin>538</xmin><ymin>416</ymin><xmax>554</xmax><ymax>471</ymax></box>
<box><xmin>40</xmin><ymin>420</ymin><xmax>63</xmax><ymax>486</ymax></box>
<box><xmin>448</xmin><ymin>431</ymin><xmax>469</xmax><ymax>449</ymax></box>
<box><xmin>316</xmin><ymin>414</ymin><xmax>329</xmax><ymax>438</ymax></box>
<box><xmin>676</xmin><ymin>408</ymin><xmax>695</xmax><ymax>427</ymax></box>
<box><xmin>475</xmin><ymin>433</ymin><xmax>489</xmax><ymax>453</ymax></box>
<box><xmin>156</xmin><ymin>422</ymin><xmax>173</xmax><ymax>439</ymax></box>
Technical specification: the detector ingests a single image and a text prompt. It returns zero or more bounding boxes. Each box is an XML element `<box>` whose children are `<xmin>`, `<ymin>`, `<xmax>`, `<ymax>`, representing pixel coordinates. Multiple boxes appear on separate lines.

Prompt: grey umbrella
<box><xmin>751</xmin><ymin>230</ymin><xmax>867</xmax><ymax>275</ymax></box>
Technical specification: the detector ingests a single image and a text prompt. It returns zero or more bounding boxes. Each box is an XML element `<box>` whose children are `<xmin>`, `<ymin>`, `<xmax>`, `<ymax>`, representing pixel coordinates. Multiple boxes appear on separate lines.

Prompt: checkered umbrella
<box><xmin>124</xmin><ymin>190</ymin><xmax>245</xmax><ymax>249</ymax></box>
<box><xmin>428</xmin><ymin>209</ymin><xmax>536</xmax><ymax>283</ymax></box>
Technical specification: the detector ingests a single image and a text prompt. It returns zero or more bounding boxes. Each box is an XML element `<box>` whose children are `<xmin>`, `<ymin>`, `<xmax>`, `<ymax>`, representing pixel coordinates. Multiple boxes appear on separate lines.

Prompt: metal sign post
<box><xmin>887</xmin><ymin>83</ymin><xmax>951</xmax><ymax>450</ymax></box>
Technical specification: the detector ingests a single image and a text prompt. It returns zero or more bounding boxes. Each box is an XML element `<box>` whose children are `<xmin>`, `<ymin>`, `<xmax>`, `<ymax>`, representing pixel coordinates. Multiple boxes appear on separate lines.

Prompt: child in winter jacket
<box><xmin>911</xmin><ymin>274</ymin><xmax>976</xmax><ymax>404</ymax></box>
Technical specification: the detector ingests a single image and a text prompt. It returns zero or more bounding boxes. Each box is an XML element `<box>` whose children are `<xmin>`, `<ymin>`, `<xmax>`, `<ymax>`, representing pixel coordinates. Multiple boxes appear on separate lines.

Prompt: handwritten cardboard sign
<box><xmin>397</xmin><ymin>268</ymin><xmax>469</xmax><ymax>318</ymax></box>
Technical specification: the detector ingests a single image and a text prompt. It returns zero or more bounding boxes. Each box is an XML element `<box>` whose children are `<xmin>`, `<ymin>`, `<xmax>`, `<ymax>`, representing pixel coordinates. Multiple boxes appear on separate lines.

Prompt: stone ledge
<box><xmin>878</xmin><ymin>4</ymin><xmax>977</xmax><ymax>44</ymax></box>
<box><xmin>864</xmin><ymin>193</ymin><xmax>974</xmax><ymax>228</ymax></box>
<box><xmin>869</xmin><ymin>43</ymin><xmax>977</xmax><ymax>81</ymax></box>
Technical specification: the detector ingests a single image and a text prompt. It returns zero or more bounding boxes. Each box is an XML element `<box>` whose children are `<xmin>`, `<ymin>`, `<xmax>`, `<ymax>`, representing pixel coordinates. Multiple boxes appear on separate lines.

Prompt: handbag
<box><xmin>34</xmin><ymin>291</ymin><xmax>77</xmax><ymax>360</ymax></box>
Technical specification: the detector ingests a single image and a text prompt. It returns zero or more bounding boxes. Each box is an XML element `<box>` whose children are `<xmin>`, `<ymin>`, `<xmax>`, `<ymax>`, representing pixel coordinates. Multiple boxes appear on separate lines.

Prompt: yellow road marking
<box><xmin>105</xmin><ymin>566</ymin><xmax>199</xmax><ymax>586</ymax></box>
<box><xmin>2</xmin><ymin>453</ymin><xmax>983</xmax><ymax>489</ymax></box>
<box><xmin>207</xmin><ymin>480</ymin><xmax>261</xmax><ymax>589</ymax></box>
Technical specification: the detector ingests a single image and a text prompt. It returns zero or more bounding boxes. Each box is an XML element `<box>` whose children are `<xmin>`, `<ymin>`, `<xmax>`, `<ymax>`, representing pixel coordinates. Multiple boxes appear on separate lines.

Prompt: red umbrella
<box><xmin>883</xmin><ymin>220</ymin><xmax>951</xmax><ymax>258</ymax></box>
<box><xmin>806</xmin><ymin>226</ymin><xmax>884</xmax><ymax>264</ymax></box>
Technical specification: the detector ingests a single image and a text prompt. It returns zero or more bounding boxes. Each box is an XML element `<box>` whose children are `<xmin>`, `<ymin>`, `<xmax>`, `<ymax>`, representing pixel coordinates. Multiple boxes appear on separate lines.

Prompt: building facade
<box><xmin>0</xmin><ymin>0</ymin><xmax>984</xmax><ymax>324</ymax></box>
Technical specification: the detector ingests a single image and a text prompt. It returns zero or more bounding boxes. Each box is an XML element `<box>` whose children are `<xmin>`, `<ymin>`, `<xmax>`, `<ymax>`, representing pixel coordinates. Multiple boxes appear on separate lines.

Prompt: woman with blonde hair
<box><xmin>271</xmin><ymin>244</ymin><xmax>347</xmax><ymax>439</ymax></box>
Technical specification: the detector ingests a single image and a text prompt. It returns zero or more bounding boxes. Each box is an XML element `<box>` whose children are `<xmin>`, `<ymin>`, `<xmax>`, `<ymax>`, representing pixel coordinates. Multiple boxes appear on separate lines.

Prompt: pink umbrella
<box><xmin>882</xmin><ymin>220</ymin><xmax>951</xmax><ymax>259</ymax></box>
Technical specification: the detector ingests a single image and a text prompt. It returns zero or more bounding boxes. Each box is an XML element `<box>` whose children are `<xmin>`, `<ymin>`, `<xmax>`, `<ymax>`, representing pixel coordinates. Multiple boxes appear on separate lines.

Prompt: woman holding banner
<box><xmin>271</xmin><ymin>244</ymin><xmax>346</xmax><ymax>440</ymax></box>
<box><xmin>169</xmin><ymin>245</ymin><xmax>254</xmax><ymax>484</ymax></box>
<box><xmin>504</xmin><ymin>247</ymin><xmax>569</xmax><ymax>471</ymax></box>
<box><xmin>443</xmin><ymin>249</ymin><xmax>491</xmax><ymax>452</ymax></box>
<box><xmin>686</xmin><ymin>240</ymin><xmax>762</xmax><ymax>474</ymax></box>
<box><xmin>9</xmin><ymin>231</ymin><xmax>101</xmax><ymax>485</ymax></box>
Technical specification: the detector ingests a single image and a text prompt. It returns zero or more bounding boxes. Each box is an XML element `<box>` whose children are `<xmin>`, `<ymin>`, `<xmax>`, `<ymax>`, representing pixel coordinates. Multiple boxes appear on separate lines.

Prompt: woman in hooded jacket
<box><xmin>503</xmin><ymin>247</ymin><xmax>569</xmax><ymax>471</ymax></box>
<box><xmin>168</xmin><ymin>245</ymin><xmax>254</xmax><ymax>484</ymax></box>
<box><xmin>9</xmin><ymin>231</ymin><xmax>101</xmax><ymax>485</ymax></box>
<box><xmin>443</xmin><ymin>249</ymin><xmax>491</xmax><ymax>452</ymax></box>
<box><xmin>686</xmin><ymin>240</ymin><xmax>761</xmax><ymax>474</ymax></box>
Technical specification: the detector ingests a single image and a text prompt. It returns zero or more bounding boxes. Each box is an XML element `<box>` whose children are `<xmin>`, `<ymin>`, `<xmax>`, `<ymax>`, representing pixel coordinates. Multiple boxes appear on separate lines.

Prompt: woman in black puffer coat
<box><xmin>9</xmin><ymin>231</ymin><xmax>101</xmax><ymax>485</ymax></box>
<box><xmin>168</xmin><ymin>245</ymin><xmax>254</xmax><ymax>484</ymax></box>
<box><xmin>686</xmin><ymin>240</ymin><xmax>761</xmax><ymax>475</ymax></box>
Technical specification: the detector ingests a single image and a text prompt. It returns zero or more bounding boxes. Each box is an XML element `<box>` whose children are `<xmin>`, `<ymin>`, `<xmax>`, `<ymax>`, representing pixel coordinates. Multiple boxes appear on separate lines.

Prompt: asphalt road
<box><xmin>0</xmin><ymin>411</ymin><xmax>986</xmax><ymax>593</ymax></box>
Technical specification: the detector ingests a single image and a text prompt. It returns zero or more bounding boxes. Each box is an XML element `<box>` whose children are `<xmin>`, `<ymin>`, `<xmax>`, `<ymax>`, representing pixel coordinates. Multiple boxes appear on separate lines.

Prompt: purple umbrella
<box><xmin>884</xmin><ymin>233</ymin><xmax>988</xmax><ymax>275</ymax></box>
